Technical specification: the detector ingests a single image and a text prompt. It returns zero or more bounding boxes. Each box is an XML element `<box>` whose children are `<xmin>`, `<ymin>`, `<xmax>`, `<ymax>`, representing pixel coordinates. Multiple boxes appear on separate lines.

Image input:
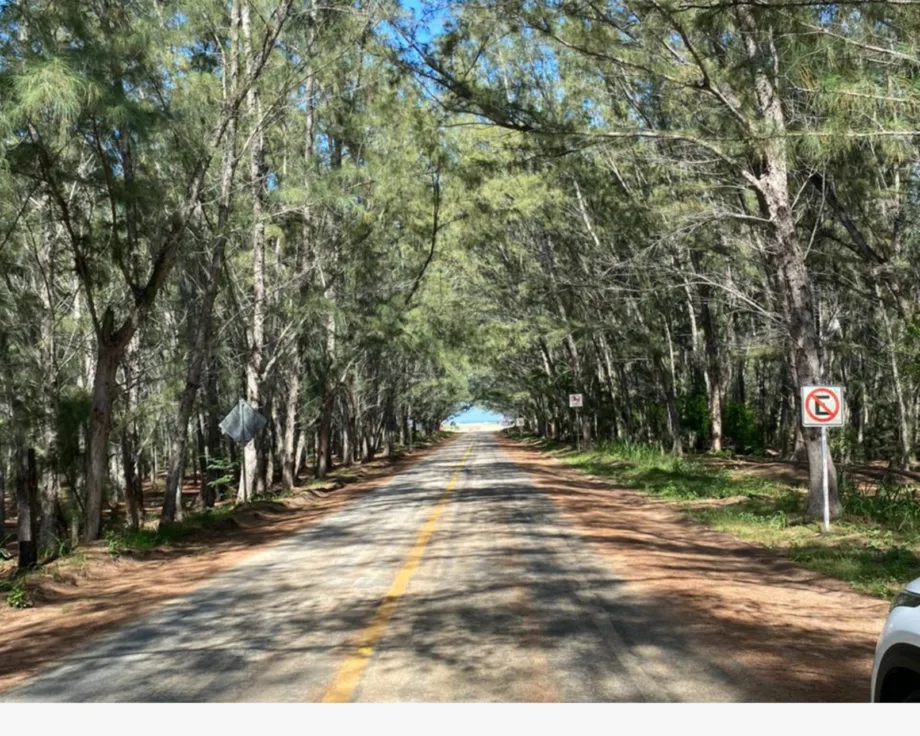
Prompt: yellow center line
<box><xmin>320</xmin><ymin>439</ymin><xmax>476</xmax><ymax>703</ymax></box>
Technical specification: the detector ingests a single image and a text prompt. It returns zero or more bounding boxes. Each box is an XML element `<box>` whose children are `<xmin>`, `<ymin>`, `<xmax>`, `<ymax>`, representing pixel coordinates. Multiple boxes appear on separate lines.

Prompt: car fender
<box><xmin>872</xmin><ymin>607</ymin><xmax>920</xmax><ymax>702</ymax></box>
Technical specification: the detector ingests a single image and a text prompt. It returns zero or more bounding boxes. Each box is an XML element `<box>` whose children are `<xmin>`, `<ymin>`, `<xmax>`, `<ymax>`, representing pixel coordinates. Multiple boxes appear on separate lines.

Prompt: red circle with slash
<box><xmin>805</xmin><ymin>387</ymin><xmax>840</xmax><ymax>424</ymax></box>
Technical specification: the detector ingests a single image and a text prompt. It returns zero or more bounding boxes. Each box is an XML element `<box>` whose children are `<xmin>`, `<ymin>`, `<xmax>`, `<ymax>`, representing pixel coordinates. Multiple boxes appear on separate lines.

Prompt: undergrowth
<box><xmin>105</xmin><ymin>503</ymin><xmax>242</xmax><ymax>555</ymax></box>
<box><xmin>544</xmin><ymin>438</ymin><xmax>920</xmax><ymax>599</ymax></box>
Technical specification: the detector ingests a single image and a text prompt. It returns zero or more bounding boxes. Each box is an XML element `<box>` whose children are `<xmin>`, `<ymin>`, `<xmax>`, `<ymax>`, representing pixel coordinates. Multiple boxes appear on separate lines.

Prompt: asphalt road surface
<box><xmin>4</xmin><ymin>433</ymin><xmax>749</xmax><ymax>702</ymax></box>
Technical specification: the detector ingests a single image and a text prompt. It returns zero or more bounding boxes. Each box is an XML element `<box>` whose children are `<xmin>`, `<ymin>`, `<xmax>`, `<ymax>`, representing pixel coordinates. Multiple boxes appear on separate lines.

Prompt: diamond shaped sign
<box><xmin>219</xmin><ymin>399</ymin><xmax>267</xmax><ymax>446</ymax></box>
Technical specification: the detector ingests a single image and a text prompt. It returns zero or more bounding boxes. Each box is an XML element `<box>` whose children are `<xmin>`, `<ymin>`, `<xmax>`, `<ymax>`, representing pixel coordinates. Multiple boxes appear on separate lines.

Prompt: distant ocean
<box><xmin>447</xmin><ymin>406</ymin><xmax>506</xmax><ymax>425</ymax></box>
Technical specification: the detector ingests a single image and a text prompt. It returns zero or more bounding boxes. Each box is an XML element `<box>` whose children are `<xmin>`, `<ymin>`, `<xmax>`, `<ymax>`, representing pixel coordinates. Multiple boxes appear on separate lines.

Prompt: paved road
<box><xmin>4</xmin><ymin>433</ymin><xmax>749</xmax><ymax>702</ymax></box>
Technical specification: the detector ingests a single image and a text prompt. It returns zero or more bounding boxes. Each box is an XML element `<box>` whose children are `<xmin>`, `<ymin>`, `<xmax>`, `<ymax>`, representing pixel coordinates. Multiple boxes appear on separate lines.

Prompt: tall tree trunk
<box><xmin>161</xmin><ymin>225</ymin><xmax>232</xmax><ymax>523</ymax></box>
<box><xmin>343</xmin><ymin>381</ymin><xmax>357</xmax><ymax>466</ymax></box>
<box><xmin>736</xmin><ymin>6</ymin><xmax>839</xmax><ymax>518</ymax></box>
<box><xmin>691</xmin><ymin>251</ymin><xmax>723</xmax><ymax>452</ymax></box>
<box><xmin>315</xmin><ymin>393</ymin><xmax>335</xmax><ymax>479</ymax></box>
<box><xmin>294</xmin><ymin>428</ymin><xmax>306</xmax><ymax>481</ymax></box>
<box><xmin>84</xmin><ymin>343</ymin><xmax>123</xmax><ymax>542</ymax></box>
<box><xmin>120</xmin><ymin>337</ymin><xmax>143</xmax><ymax>531</ymax></box>
<box><xmin>873</xmin><ymin>281</ymin><xmax>912</xmax><ymax>470</ymax></box>
<box><xmin>196</xmin><ymin>415</ymin><xmax>208</xmax><ymax>502</ymax></box>
<box><xmin>17</xmin><ymin>447</ymin><xmax>39</xmax><ymax>569</ymax></box>
<box><xmin>204</xmin><ymin>354</ymin><xmax>223</xmax><ymax>506</ymax></box>
<box><xmin>0</xmin><ymin>453</ymin><xmax>6</xmax><ymax>541</ymax></box>
<box><xmin>281</xmin><ymin>360</ymin><xmax>301</xmax><ymax>492</ymax></box>
<box><xmin>38</xmin><ymin>440</ymin><xmax>59</xmax><ymax>553</ymax></box>
<box><xmin>238</xmin><ymin>0</ymin><xmax>266</xmax><ymax>503</ymax></box>
<box><xmin>121</xmin><ymin>427</ymin><xmax>140</xmax><ymax>531</ymax></box>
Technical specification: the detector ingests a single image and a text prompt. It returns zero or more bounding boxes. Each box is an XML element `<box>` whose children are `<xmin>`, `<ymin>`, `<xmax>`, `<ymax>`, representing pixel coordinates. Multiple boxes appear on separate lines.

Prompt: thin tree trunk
<box><xmin>122</xmin><ymin>428</ymin><xmax>140</xmax><ymax>531</ymax></box>
<box><xmin>691</xmin><ymin>251</ymin><xmax>723</xmax><ymax>452</ymax></box>
<box><xmin>196</xmin><ymin>415</ymin><xmax>208</xmax><ymax>502</ymax></box>
<box><xmin>204</xmin><ymin>354</ymin><xmax>223</xmax><ymax>506</ymax></box>
<box><xmin>281</xmin><ymin>361</ymin><xmax>301</xmax><ymax>491</ymax></box>
<box><xmin>0</xmin><ymin>453</ymin><xmax>5</xmax><ymax>541</ymax></box>
<box><xmin>873</xmin><ymin>281</ymin><xmax>912</xmax><ymax>469</ymax></box>
<box><xmin>238</xmin><ymin>0</ymin><xmax>266</xmax><ymax>503</ymax></box>
<box><xmin>315</xmin><ymin>393</ymin><xmax>335</xmax><ymax>479</ymax></box>
<box><xmin>17</xmin><ymin>447</ymin><xmax>39</xmax><ymax>569</ymax></box>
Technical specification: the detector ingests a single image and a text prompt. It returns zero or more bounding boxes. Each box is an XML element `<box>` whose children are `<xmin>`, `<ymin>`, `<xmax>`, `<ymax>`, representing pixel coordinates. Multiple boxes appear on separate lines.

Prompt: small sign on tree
<box><xmin>569</xmin><ymin>393</ymin><xmax>583</xmax><ymax>408</ymax></box>
<box><xmin>219</xmin><ymin>399</ymin><xmax>268</xmax><ymax>502</ymax></box>
<box><xmin>801</xmin><ymin>386</ymin><xmax>844</xmax><ymax>427</ymax></box>
<box><xmin>219</xmin><ymin>399</ymin><xmax>268</xmax><ymax>446</ymax></box>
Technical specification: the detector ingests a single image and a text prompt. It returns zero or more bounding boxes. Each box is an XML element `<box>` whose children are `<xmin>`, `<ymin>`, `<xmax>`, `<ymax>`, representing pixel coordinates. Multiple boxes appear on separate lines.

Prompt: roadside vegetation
<box><xmin>1</xmin><ymin>432</ymin><xmax>450</xmax><ymax>609</ymax></box>
<box><xmin>532</xmin><ymin>437</ymin><xmax>920</xmax><ymax>600</ymax></box>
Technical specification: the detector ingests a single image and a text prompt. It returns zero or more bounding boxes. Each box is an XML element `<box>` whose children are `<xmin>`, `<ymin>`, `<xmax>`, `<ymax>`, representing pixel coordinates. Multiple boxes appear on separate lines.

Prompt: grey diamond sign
<box><xmin>219</xmin><ymin>399</ymin><xmax>267</xmax><ymax>446</ymax></box>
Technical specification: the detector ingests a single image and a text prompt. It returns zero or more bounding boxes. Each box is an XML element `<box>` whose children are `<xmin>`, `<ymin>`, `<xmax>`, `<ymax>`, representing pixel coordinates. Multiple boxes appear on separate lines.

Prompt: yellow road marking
<box><xmin>321</xmin><ymin>440</ymin><xmax>475</xmax><ymax>703</ymax></box>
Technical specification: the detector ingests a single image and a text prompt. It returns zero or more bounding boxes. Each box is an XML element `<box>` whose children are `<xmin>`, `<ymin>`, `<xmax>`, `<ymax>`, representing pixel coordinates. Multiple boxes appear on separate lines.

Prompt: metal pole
<box><xmin>821</xmin><ymin>426</ymin><xmax>830</xmax><ymax>532</ymax></box>
<box><xmin>241</xmin><ymin>444</ymin><xmax>248</xmax><ymax>503</ymax></box>
<box><xmin>576</xmin><ymin>408</ymin><xmax>581</xmax><ymax>452</ymax></box>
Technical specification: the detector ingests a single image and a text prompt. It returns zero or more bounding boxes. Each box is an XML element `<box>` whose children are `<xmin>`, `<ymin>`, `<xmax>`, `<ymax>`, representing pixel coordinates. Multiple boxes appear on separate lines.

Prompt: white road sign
<box><xmin>516</xmin><ymin>417</ymin><xmax>525</xmax><ymax>427</ymax></box>
<box><xmin>569</xmin><ymin>393</ymin><xmax>583</xmax><ymax>409</ymax></box>
<box><xmin>219</xmin><ymin>399</ymin><xmax>268</xmax><ymax>446</ymax></box>
<box><xmin>801</xmin><ymin>386</ymin><xmax>844</xmax><ymax>427</ymax></box>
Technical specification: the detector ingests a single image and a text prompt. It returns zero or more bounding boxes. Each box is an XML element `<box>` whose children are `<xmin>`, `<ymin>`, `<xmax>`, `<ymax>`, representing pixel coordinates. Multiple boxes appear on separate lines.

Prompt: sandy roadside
<box><xmin>498</xmin><ymin>435</ymin><xmax>890</xmax><ymax>702</ymax></box>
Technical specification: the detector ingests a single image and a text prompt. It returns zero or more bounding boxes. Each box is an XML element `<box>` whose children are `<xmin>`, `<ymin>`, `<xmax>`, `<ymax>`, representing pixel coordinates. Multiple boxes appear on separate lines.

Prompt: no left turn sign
<box><xmin>801</xmin><ymin>385</ymin><xmax>844</xmax><ymax>427</ymax></box>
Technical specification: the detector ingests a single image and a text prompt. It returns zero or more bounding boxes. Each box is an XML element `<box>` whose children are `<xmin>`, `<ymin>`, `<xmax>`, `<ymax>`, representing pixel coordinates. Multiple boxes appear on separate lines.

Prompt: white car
<box><xmin>872</xmin><ymin>577</ymin><xmax>920</xmax><ymax>702</ymax></box>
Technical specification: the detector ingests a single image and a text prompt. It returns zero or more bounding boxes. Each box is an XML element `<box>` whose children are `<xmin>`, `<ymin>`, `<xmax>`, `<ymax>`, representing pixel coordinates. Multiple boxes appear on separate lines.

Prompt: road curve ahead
<box><xmin>4</xmin><ymin>433</ymin><xmax>747</xmax><ymax>702</ymax></box>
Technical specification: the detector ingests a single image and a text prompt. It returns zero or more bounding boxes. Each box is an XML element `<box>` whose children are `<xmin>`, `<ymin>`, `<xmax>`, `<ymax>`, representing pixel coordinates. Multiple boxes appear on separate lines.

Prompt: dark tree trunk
<box><xmin>17</xmin><ymin>448</ymin><xmax>39</xmax><ymax>569</ymax></box>
<box><xmin>0</xmin><ymin>454</ymin><xmax>5</xmax><ymax>540</ymax></box>
<box><xmin>122</xmin><ymin>428</ymin><xmax>141</xmax><ymax>531</ymax></box>
<box><xmin>204</xmin><ymin>355</ymin><xmax>223</xmax><ymax>506</ymax></box>
<box><xmin>315</xmin><ymin>393</ymin><xmax>335</xmax><ymax>480</ymax></box>
<box><xmin>196</xmin><ymin>416</ymin><xmax>208</xmax><ymax>504</ymax></box>
<box><xmin>281</xmin><ymin>360</ymin><xmax>301</xmax><ymax>491</ymax></box>
<box><xmin>84</xmin><ymin>344</ymin><xmax>123</xmax><ymax>542</ymax></box>
<box><xmin>691</xmin><ymin>252</ymin><xmax>723</xmax><ymax>452</ymax></box>
<box><xmin>38</xmin><ymin>447</ymin><xmax>59</xmax><ymax>554</ymax></box>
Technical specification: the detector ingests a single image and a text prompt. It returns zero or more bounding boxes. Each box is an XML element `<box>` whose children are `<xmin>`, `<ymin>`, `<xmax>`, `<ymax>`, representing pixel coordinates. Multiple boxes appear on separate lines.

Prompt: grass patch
<box><xmin>547</xmin><ymin>439</ymin><xmax>920</xmax><ymax>599</ymax></box>
<box><xmin>106</xmin><ymin>503</ymin><xmax>242</xmax><ymax>555</ymax></box>
<box><xmin>557</xmin><ymin>440</ymin><xmax>777</xmax><ymax>501</ymax></box>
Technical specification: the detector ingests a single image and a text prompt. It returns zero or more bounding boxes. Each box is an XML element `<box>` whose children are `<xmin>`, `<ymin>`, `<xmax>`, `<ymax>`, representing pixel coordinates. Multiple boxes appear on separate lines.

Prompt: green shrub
<box><xmin>841</xmin><ymin>480</ymin><xmax>920</xmax><ymax>533</ymax></box>
<box><xmin>722</xmin><ymin>402</ymin><xmax>763</xmax><ymax>454</ymax></box>
<box><xmin>2</xmin><ymin>576</ymin><xmax>32</xmax><ymax>609</ymax></box>
<box><xmin>678</xmin><ymin>391</ymin><xmax>711</xmax><ymax>446</ymax></box>
<box><xmin>206</xmin><ymin>457</ymin><xmax>238</xmax><ymax>502</ymax></box>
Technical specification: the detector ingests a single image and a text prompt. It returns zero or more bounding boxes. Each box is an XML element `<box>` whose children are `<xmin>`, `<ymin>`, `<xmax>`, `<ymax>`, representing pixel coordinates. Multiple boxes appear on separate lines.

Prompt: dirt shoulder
<box><xmin>498</xmin><ymin>435</ymin><xmax>890</xmax><ymax>702</ymax></box>
<box><xmin>0</xmin><ymin>437</ymin><xmax>454</xmax><ymax>694</ymax></box>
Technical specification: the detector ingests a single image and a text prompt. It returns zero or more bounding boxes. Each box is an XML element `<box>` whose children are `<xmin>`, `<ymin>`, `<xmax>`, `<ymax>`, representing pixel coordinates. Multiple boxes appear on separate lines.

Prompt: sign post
<box><xmin>516</xmin><ymin>417</ymin><xmax>525</xmax><ymax>437</ymax></box>
<box><xmin>569</xmin><ymin>393</ymin><xmax>584</xmax><ymax>451</ymax></box>
<box><xmin>219</xmin><ymin>399</ymin><xmax>268</xmax><ymax>502</ymax></box>
<box><xmin>801</xmin><ymin>385</ymin><xmax>844</xmax><ymax>532</ymax></box>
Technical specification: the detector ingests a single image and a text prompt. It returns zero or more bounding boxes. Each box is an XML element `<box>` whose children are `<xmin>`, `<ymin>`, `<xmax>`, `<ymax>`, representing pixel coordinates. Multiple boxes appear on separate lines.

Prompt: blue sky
<box><xmin>447</xmin><ymin>406</ymin><xmax>506</xmax><ymax>424</ymax></box>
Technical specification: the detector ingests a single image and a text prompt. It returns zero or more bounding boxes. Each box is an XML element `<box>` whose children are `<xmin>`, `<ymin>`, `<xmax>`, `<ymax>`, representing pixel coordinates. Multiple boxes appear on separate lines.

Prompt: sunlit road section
<box><xmin>4</xmin><ymin>434</ymin><xmax>746</xmax><ymax>702</ymax></box>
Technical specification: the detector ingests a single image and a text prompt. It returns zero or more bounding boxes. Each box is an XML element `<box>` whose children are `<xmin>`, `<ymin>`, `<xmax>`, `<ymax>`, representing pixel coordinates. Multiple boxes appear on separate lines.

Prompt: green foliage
<box><xmin>205</xmin><ymin>457</ymin><xmax>238</xmax><ymax>501</ymax></box>
<box><xmin>106</xmin><ymin>503</ymin><xmax>242</xmax><ymax>555</ymax></box>
<box><xmin>55</xmin><ymin>388</ymin><xmax>91</xmax><ymax>477</ymax></box>
<box><xmin>722</xmin><ymin>403</ymin><xmax>762</xmax><ymax>454</ymax></box>
<box><xmin>563</xmin><ymin>440</ymin><xmax>767</xmax><ymax>500</ymax></box>
<box><xmin>785</xmin><ymin>545</ymin><xmax>920</xmax><ymax>600</ymax></box>
<box><xmin>678</xmin><ymin>391</ymin><xmax>710</xmax><ymax>444</ymax></box>
<box><xmin>841</xmin><ymin>479</ymin><xmax>920</xmax><ymax>533</ymax></box>
<box><xmin>1</xmin><ymin>576</ymin><xmax>33</xmax><ymax>609</ymax></box>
